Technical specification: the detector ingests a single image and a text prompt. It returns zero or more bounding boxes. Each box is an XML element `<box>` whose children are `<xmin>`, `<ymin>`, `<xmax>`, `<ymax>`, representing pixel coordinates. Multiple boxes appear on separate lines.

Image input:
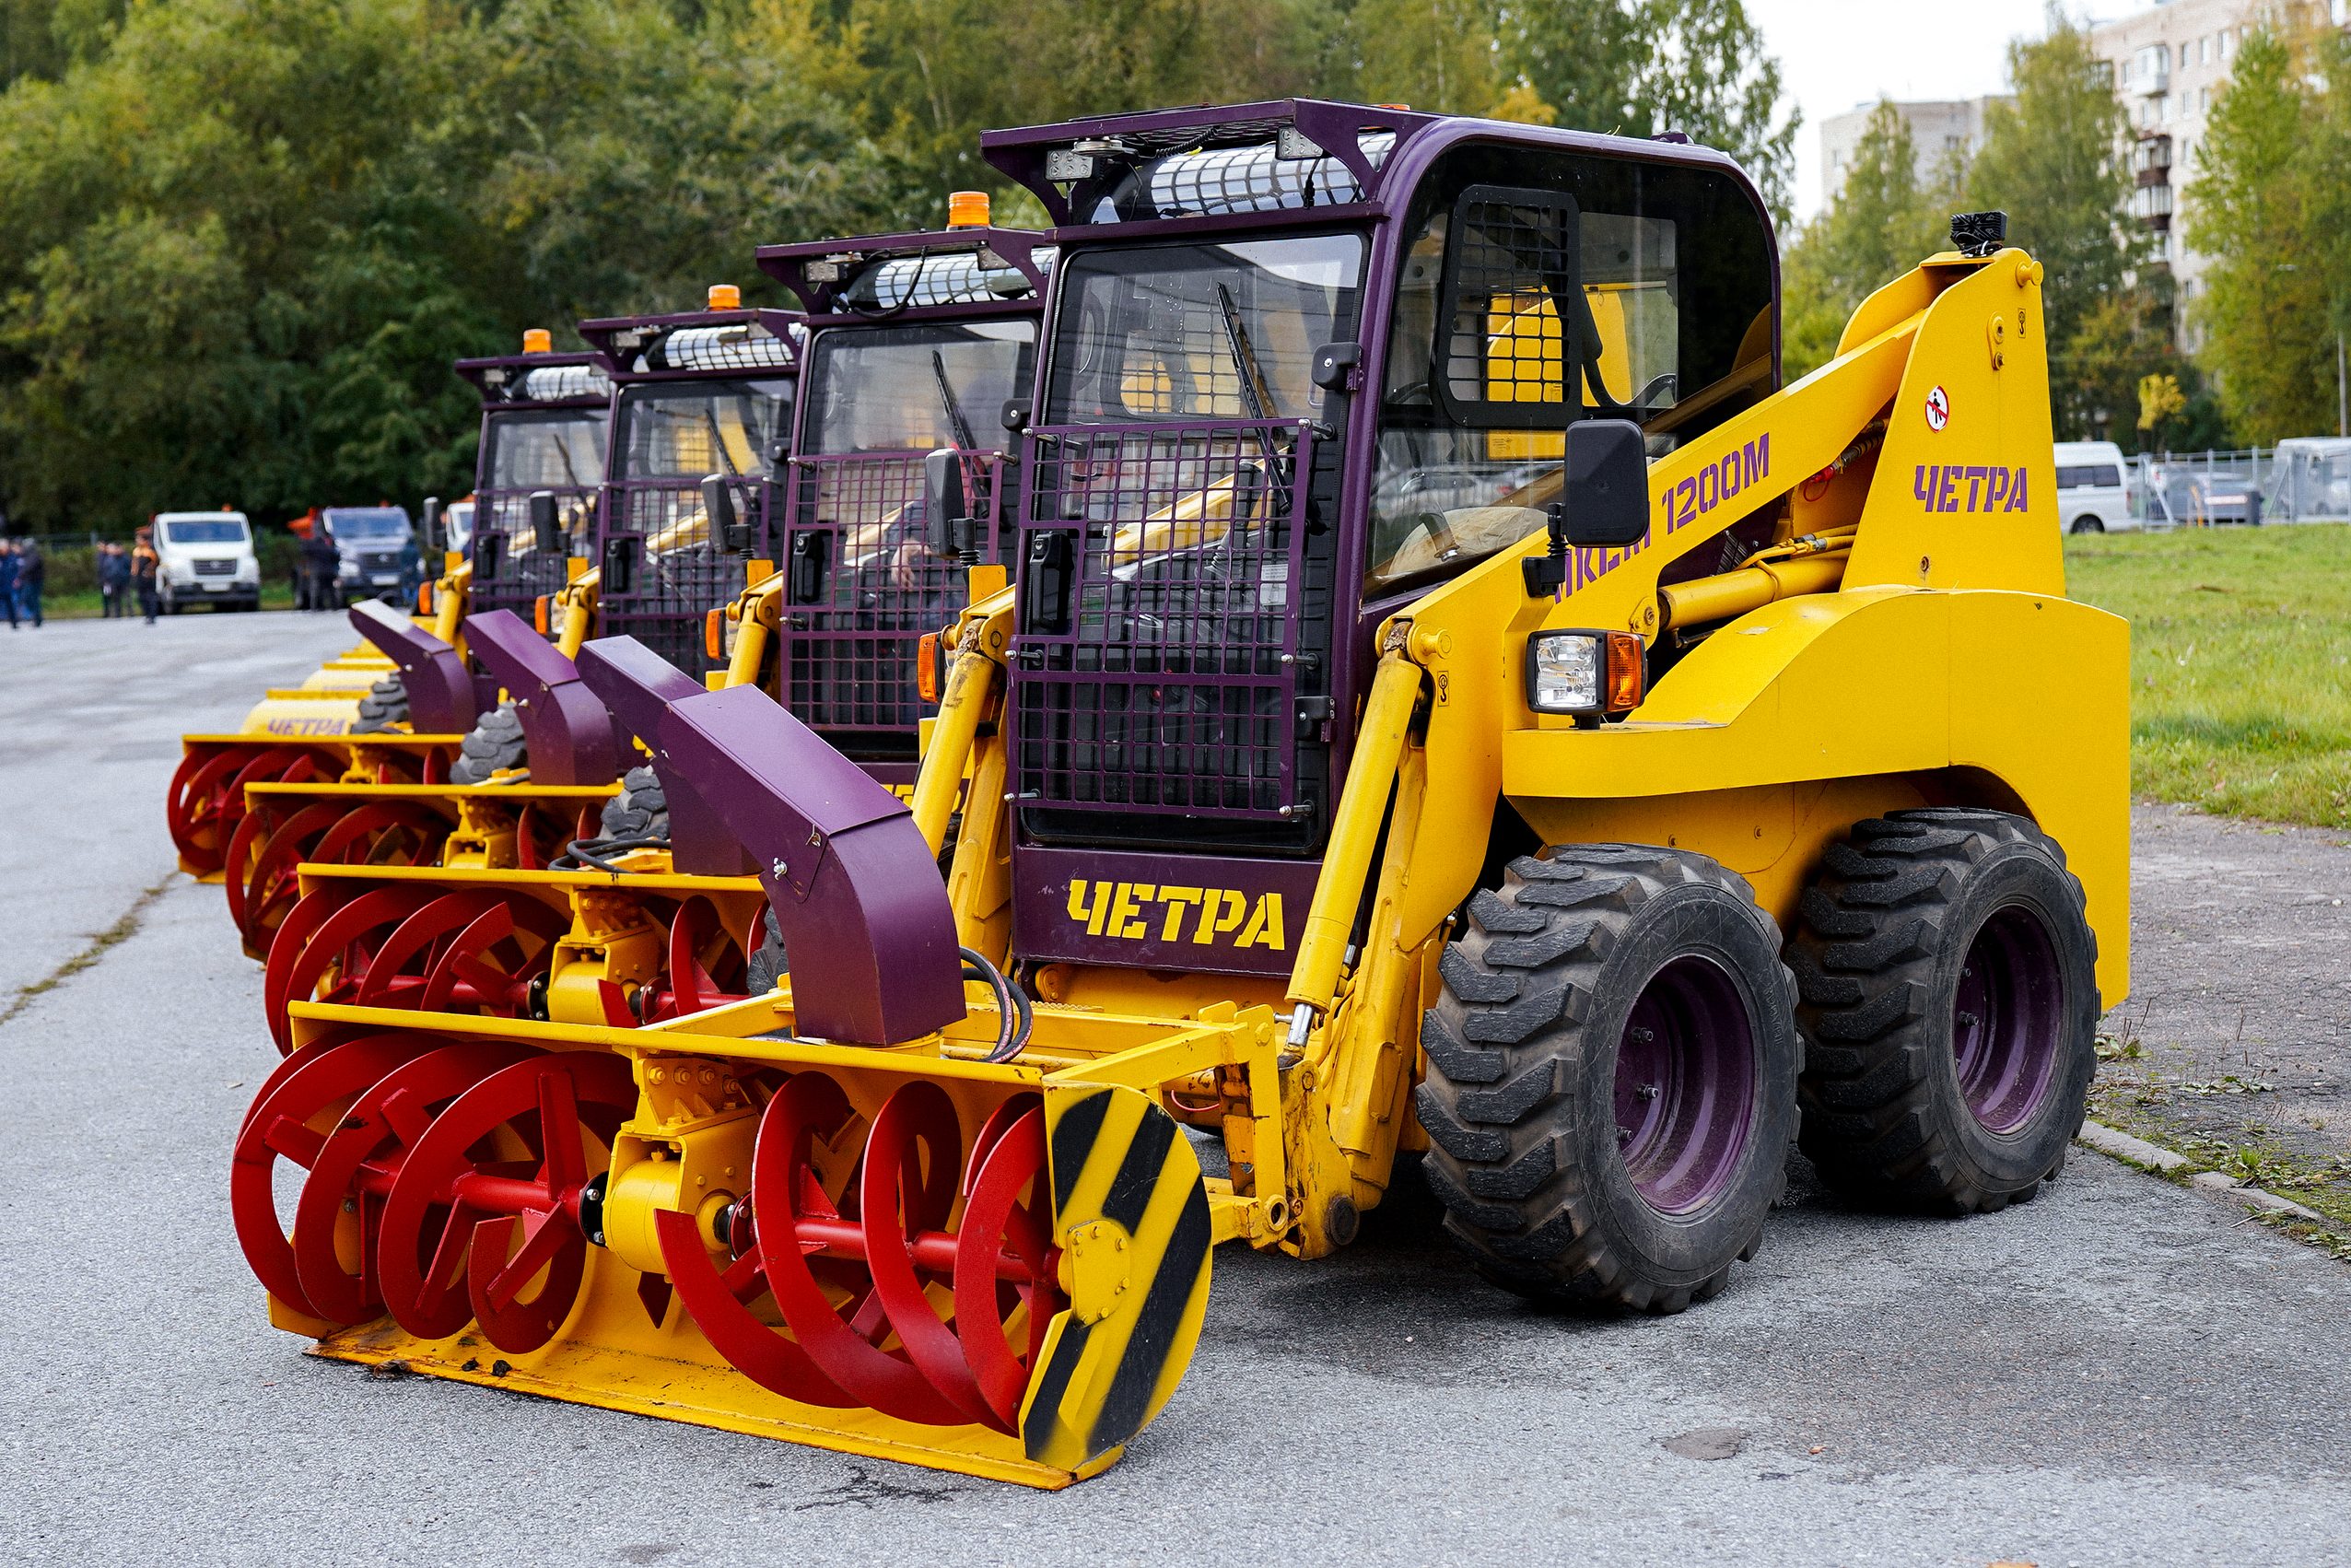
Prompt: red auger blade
<box><xmin>661</xmin><ymin>1071</ymin><xmax>1062</xmax><ymax>1432</ymax></box>
<box><xmin>374</xmin><ymin>1051</ymin><xmax>635</xmax><ymax>1352</ymax></box>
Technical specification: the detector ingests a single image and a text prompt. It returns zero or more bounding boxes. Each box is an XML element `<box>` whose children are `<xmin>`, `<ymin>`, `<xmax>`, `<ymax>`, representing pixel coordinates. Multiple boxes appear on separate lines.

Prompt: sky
<box><xmin>1744</xmin><ymin>0</ymin><xmax>2110</xmax><ymax>219</ymax></box>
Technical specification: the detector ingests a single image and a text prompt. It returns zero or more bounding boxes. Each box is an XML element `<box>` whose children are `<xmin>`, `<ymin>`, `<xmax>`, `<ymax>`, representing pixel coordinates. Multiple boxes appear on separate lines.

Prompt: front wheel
<box><xmin>2068</xmin><ymin>515</ymin><xmax>2104</xmax><ymax>535</ymax></box>
<box><xmin>1418</xmin><ymin>847</ymin><xmax>1797</xmax><ymax>1314</ymax></box>
<box><xmin>1788</xmin><ymin>810</ymin><xmax>2098</xmax><ymax>1213</ymax></box>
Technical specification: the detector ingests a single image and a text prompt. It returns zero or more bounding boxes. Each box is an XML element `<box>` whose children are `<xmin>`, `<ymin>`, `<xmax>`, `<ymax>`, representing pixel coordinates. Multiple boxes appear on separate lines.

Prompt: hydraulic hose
<box><xmin>959</xmin><ymin>945</ymin><xmax>1034</xmax><ymax>1064</ymax></box>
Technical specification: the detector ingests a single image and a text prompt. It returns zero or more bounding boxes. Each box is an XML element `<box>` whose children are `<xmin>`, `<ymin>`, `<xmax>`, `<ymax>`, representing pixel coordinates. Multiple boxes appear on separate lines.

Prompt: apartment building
<box><xmin>1819</xmin><ymin>96</ymin><xmax>2010</xmax><ymax>199</ymax></box>
<box><xmin>2094</xmin><ymin>0</ymin><xmax>2349</xmax><ymax>337</ymax></box>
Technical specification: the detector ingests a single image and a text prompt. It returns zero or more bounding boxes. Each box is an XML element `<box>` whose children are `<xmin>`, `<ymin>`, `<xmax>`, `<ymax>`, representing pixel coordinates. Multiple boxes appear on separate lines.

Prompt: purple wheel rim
<box><xmin>1611</xmin><ymin>955</ymin><xmax>1757</xmax><ymax>1215</ymax></box>
<box><xmin>1953</xmin><ymin>905</ymin><xmax>2065</xmax><ymax>1135</ymax></box>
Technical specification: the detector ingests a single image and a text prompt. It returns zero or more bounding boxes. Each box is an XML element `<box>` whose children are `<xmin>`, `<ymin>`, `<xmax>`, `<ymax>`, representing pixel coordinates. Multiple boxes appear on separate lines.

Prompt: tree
<box><xmin>0</xmin><ymin>0</ymin><xmax>898</xmax><ymax>532</ymax></box>
<box><xmin>1778</xmin><ymin>101</ymin><xmax>1951</xmax><ymax>379</ymax></box>
<box><xmin>1965</xmin><ymin>13</ymin><xmax>2145</xmax><ymax>438</ymax></box>
<box><xmin>1495</xmin><ymin>0</ymin><xmax>1798</xmax><ymax>219</ymax></box>
<box><xmin>835</xmin><ymin>0</ymin><xmax>1326</xmax><ymax>198</ymax></box>
<box><xmin>2187</xmin><ymin>25</ymin><xmax>2335</xmax><ymax>444</ymax></box>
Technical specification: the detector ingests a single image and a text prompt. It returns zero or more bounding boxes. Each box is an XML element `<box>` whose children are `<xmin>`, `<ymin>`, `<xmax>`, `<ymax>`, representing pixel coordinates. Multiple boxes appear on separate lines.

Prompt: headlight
<box><xmin>1526</xmin><ymin>629</ymin><xmax>1646</xmax><ymax>724</ymax></box>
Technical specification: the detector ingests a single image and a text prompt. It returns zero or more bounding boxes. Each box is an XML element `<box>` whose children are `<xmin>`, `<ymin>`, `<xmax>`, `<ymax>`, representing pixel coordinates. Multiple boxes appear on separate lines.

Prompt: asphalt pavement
<box><xmin>2</xmin><ymin>611</ymin><xmax>2346</xmax><ymax>1567</ymax></box>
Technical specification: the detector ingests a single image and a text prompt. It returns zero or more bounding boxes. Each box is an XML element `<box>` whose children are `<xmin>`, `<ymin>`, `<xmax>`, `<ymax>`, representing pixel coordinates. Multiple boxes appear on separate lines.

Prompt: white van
<box><xmin>2053</xmin><ymin>441</ymin><xmax>2136</xmax><ymax>533</ymax></box>
<box><xmin>153</xmin><ymin>509</ymin><xmax>262</xmax><ymax>612</ymax></box>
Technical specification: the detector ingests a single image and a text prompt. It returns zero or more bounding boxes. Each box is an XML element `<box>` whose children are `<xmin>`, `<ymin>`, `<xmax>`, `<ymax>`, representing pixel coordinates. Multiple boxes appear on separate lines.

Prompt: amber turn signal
<box><xmin>533</xmin><ymin>596</ymin><xmax>550</xmax><ymax>636</ymax></box>
<box><xmin>706</xmin><ymin>607</ymin><xmax>726</xmax><ymax>662</ymax></box>
<box><xmin>917</xmin><ymin>631</ymin><xmax>942</xmax><ymax>704</ymax></box>
<box><xmin>1605</xmin><ymin>629</ymin><xmax>1645</xmax><ymax>712</ymax></box>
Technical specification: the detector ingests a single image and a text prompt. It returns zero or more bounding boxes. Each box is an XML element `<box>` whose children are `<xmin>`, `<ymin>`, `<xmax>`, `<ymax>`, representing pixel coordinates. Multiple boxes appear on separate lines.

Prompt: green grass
<box><xmin>2066</xmin><ymin>523</ymin><xmax>2351</xmax><ymax>830</ymax></box>
<box><xmin>34</xmin><ymin>581</ymin><xmax>297</xmax><ymax>619</ymax></box>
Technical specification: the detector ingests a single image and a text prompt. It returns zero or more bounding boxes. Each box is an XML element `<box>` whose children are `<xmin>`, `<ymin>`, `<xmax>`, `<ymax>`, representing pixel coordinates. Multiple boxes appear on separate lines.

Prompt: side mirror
<box><xmin>420</xmin><ymin>496</ymin><xmax>443</xmax><ymax>552</ymax></box>
<box><xmin>529</xmin><ymin>490</ymin><xmax>560</xmax><ymax>554</ymax></box>
<box><xmin>1523</xmin><ymin>418</ymin><xmax>1650</xmax><ymax>594</ymax></box>
<box><xmin>702</xmin><ymin>474</ymin><xmax>752</xmax><ymax>553</ymax></box>
<box><xmin>1559</xmin><ymin>419</ymin><xmax>1649</xmax><ymax>548</ymax></box>
<box><xmin>923</xmin><ymin>448</ymin><xmax>973</xmax><ymax>561</ymax></box>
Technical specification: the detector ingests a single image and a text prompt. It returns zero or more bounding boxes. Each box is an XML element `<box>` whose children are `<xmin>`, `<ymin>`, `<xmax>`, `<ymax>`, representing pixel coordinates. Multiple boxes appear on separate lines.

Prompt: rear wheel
<box><xmin>350</xmin><ymin>677</ymin><xmax>409</xmax><ymax>734</ymax></box>
<box><xmin>2068</xmin><ymin>515</ymin><xmax>2104</xmax><ymax>534</ymax></box>
<box><xmin>1787</xmin><ymin>810</ymin><xmax>2097</xmax><ymax>1213</ymax></box>
<box><xmin>449</xmin><ymin>701</ymin><xmax>527</xmax><ymax>783</ymax></box>
<box><xmin>1418</xmin><ymin>847</ymin><xmax>1797</xmax><ymax>1314</ymax></box>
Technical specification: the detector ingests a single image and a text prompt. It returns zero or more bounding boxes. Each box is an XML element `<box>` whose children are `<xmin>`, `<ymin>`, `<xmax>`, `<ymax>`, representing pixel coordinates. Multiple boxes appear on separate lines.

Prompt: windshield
<box><xmin>322</xmin><ymin>509</ymin><xmax>410</xmax><ymax>540</ymax></box>
<box><xmin>1045</xmin><ymin>234</ymin><xmax>1364</xmax><ymax>425</ymax></box>
<box><xmin>485</xmin><ymin>410</ymin><xmax>608</xmax><ymax>489</ymax></box>
<box><xmin>616</xmin><ymin>379</ymin><xmax>791</xmax><ymax>481</ymax></box>
<box><xmin>803</xmin><ymin>322</ymin><xmax>1035</xmax><ymax>453</ymax></box>
<box><xmin>1364</xmin><ymin>149</ymin><xmax>1776</xmax><ymax>593</ymax></box>
<box><xmin>159</xmin><ymin>519</ymin><xmax>248</xmax><ymax>545</ymax></box>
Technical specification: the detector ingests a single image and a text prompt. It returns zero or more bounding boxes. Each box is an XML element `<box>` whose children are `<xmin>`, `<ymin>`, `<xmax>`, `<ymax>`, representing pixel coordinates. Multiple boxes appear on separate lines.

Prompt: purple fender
<box><xmin>576</xmin><ymin>635</ymin><xmax>965</xmax><ymax>1047</ymax></box>
<box><xmin>460</xmin><ymin>611</ymin><xmax>622</xmax><ymax>786</ymax></box>
<box><xmin>347</xmin><ymin>600</ymin><xmax>492</xmax><ymax>735</ymax></box>
<box><xmin>572</xmin><ymin>638</ymin><xmax>752</xmax><ymax>878</ymax></box>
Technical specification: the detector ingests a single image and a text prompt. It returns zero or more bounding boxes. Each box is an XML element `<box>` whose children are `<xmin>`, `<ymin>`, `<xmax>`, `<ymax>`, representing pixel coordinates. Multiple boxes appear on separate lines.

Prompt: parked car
<box><xmin>2263</xmin><ymin>437</ymin><xmax>2351</xmax><ymax>524</ymax></box>
<box><xmin>2053</xmin><ymin>440</ymin><xmax>2136</xmax><ymax>533</ymax></box>
<box><xmin>153</xmin><ymin>509</ymin><xmax>262</xmax><ymax>613</ymax></box>
<box><xmin>2185</xmin><ymin>473</ymin><xmax>2263</xmax><ymax>526</ymax></box>
<box><xmin>320</xmin><ymin>505</ymin><xmax>417</xmax><ymax>604</ymax></box>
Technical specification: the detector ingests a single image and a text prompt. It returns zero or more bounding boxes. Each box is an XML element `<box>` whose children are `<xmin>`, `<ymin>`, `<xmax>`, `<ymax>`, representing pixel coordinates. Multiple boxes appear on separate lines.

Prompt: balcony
<box><xmin>2132</xmin><ymin>43</ymin><xmax>2171</xmax><ymax>96</ymax></box>
<box><xmin>2131</xmin><ymin>181</ymin><xmax>2174</xmax><ymax>231</ymax></box>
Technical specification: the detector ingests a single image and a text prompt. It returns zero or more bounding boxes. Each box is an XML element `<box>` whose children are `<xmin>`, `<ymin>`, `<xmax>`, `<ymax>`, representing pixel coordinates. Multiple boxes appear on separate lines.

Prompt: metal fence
<box><xmin>2126</xmin><ymin>444</ymin><xmax>2351</xmax><ymax>528</ymax></box>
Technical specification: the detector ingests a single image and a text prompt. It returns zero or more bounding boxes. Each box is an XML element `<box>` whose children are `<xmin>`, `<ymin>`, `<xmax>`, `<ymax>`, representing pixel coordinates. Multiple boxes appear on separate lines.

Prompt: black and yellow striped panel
<box><xmin>1020</xmin><ymin>1085</ymin><xmax>1212</xmax><ymax>1472</ymax></box>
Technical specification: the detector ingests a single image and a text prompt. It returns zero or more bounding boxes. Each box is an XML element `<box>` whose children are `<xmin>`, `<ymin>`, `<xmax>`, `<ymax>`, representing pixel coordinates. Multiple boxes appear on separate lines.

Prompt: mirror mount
<box><xmin>1522</xmin><ymin>418</ymin><xmax>1649</xmax><ymax>597</ymax></box>
<box><xmin>702</xmin><ymin>474</ymin><xmax>753</xmax><ymax>553</ymax></box>
<box><xmin>923</xmin><ymin>448</ymin><xmax>977</xmax><ymax>565</ymax></box>
<box><xmin>529</xmin><ymin>490</ymin><xmax>561</xmax><ymax>555</ymax></box>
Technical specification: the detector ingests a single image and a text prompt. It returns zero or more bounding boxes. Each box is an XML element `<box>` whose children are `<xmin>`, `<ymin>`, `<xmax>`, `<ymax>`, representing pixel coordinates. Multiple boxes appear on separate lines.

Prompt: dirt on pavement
<box><xmin>2096</xmin><ymin>801</ymin><xmax>2351</xmax><ymax>1234</ymax></box>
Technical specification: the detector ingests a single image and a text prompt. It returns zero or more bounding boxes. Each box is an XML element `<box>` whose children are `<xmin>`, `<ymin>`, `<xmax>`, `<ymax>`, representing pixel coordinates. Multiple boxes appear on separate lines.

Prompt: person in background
<box><xmin>301</xmin><ymin>522</ymin><xmax>340</xmax><ymax>612</ymax></box>
<box><xmin>0</xmin><ymin>542</ymin><xmax>18</xmax><ymax>629</ymax></box>
<box><xmin>132</xmin><ymin>527</ymin><xmax>159</xmax><ymax>624</ymax></box>
<box><xmin>15</xmin><ymin>536</ymin><xmax>42</xmax><ymax>626</ymax></box>
<box><xmin>99</xmin><ymin>542</ymin><xmax>130</xmax><ymax>616</ymax></box>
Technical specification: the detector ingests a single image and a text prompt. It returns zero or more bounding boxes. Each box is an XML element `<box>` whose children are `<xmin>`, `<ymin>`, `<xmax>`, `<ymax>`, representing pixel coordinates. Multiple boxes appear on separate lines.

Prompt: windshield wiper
<box><xmin>1213</xmin><ymin>283</ymin><xmax>1287</xmax><ymax>497</ymax></box>
<box><xmin>930</xmin><ymin>349</ymin><xmax>977</xmax><ymax>452</ymax></box>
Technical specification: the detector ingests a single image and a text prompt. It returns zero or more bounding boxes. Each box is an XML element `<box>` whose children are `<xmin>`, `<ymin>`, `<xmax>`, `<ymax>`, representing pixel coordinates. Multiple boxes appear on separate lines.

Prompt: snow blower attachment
<box><xmin>240</xmin><ymin>639</ymin><xmax>1215</xmax><ymax>1487</ymax></box>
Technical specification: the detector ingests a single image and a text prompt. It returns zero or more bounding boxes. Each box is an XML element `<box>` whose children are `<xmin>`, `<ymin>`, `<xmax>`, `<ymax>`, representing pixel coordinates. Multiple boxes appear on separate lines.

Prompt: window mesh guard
<box><xmin>1011</xmin><ymin>419</ymin><xmax>1314</xmax><ymax>819</ymax></box>
<box><xmin>600</xmin><ymin>477</ymin><xmax>769</xmax><ymax>676</ymax></box>
<box><xmin>471</xmin><ymin>485</ymin><xmax>599</xmax><ymax>620</ymax></box>
<box><xmin>778</xmin><ymin>450</ymin><xmax>1007</xmax><ymax>741</ymax></box>
<box><xmin>1436</xmin><ymin>186</ymin><xmax>1585</xmax><ymax>429</ymax></box>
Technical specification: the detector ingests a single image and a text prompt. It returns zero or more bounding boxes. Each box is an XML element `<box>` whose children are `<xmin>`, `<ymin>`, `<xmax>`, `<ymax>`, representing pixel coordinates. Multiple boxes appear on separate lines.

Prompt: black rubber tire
<box><xmin>2069</xmin><ymin>516</ymin><xmax>2104</xmax><ymax>535</ymax></box>
<box><xmin>1787</xmin><ymin>809</ymin><xmax>2099</xmax><ymax>1215</ymax></box>
<box><xmin>349</xmin><ymin>677</ymin><xmax>410</xmax><ymax>734</ymax></box>
<box><xmin>448</xmin><ymin>702</ymin><xmax>528</xmax><ymax>784</ymax></box>
<box><xmin>598</xmin><ymin>765</ymin><xmax>669</xmax><ymax>841</ymax></box>
<box><xmin>1417</xmin><ymin>846</ymin><xmax>1799</xmax><ymax>1314</ymax></box>
<box><xmin>743</xmin><ymin>905</ymin><xmax>790</xmax><ymax>995</ymax></box>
